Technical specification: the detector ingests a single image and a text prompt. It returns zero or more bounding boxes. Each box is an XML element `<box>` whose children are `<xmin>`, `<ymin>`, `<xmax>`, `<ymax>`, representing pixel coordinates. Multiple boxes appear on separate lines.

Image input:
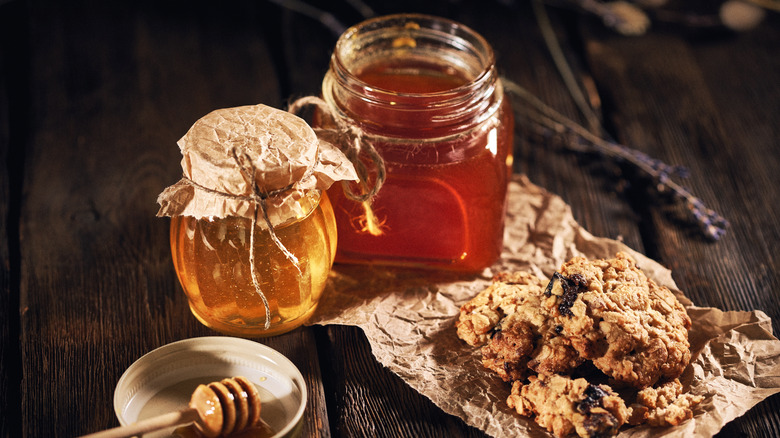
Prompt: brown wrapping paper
<box><xmin>157</xmin><ymin>104</ymin><xmax>357</xmax><ymax>224</ymax></box>
<box><xmin>309</xmin><ymin>174</ymin><xmax>780</xmax><ymax>437</ymax></box>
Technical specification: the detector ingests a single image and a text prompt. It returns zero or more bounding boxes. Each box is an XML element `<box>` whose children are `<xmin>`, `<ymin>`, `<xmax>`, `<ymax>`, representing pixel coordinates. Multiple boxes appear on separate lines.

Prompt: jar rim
<box><xmin>331</xmin><ymin>13</ymin><xmax>496</xmax><ymax>101</ymax></box>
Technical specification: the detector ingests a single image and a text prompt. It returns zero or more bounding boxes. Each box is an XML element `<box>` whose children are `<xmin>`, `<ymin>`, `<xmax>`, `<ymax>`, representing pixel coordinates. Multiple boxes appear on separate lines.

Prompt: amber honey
<box><xmin>170</xmin><ymin>191</ymin><xmax>337</xmax><ymax>337</ymax></box>
<box><xmin>321</xmin><ymin>14</ymin><xmax>513</xmax><ymax>272</ymax></box>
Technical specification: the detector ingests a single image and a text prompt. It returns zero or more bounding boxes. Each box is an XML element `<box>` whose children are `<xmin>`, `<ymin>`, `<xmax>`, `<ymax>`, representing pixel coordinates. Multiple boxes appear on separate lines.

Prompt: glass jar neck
<box><xmin>322</xmin><ymin>14</ymin><xmax>503</xmax><ymax>140</ymax></box>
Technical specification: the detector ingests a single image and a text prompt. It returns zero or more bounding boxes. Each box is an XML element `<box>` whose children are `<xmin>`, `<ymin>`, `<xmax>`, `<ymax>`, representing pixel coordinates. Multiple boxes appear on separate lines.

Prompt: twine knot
<box><xmin>288</xmin><ymin>96</ymin><xmax>386</xmax><ymax>204</ymax></box>
<box><xmin>179</xmin><ymin>148</ymin><xmax>315</xmax><ymax>330</ymax></box>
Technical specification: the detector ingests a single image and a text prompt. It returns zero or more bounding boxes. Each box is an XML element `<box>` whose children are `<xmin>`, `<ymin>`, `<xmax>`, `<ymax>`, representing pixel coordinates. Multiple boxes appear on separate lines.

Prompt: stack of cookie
<box><xmin>456</xmin><ymin>252</ymin><xmax>702</xmax><ymax>438</ymax></box>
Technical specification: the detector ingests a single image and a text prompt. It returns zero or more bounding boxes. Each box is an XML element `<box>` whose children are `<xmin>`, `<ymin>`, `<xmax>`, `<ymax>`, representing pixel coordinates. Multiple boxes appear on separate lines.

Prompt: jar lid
<box><xmin>156</xmin><ymin>104</ymin><xmax>357</xmax><ymax>222</ymax></box>
<box><xmin>113</xmin><ymin>336</ymin><xmax>307</xmax><ymax>438</ymax></box>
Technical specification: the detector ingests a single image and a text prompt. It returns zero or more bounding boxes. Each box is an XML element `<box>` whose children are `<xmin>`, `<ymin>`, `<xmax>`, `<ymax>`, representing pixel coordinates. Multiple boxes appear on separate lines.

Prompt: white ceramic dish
<box><xmin>113</xmin><ymin>337</ymin><xmax>306</xmax><ymax>437</ymax></box>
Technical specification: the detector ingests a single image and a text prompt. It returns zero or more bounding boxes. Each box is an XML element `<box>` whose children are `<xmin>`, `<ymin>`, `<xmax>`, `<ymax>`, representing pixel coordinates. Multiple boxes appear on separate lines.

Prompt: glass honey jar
<box><xmin>157</xmin><ymin>104</ymin><xmax>357</xmax><ymax>337</ymax></box>
<box><xmin>168</xmin><ymin>190</ymin><xmax>336</xmax><ymax>337</ymax></box>
<box><xmin>316</xmin><ymin>14</ymin><xmax>513</xmax><ymax>273</ymax></box>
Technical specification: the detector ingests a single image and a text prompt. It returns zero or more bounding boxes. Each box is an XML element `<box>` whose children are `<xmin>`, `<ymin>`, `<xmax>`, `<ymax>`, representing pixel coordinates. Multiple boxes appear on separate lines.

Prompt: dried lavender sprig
<box><xmin>502</xmin><ymin>78</ymin><xmax>729</xmax><ymax>240</ymax></box>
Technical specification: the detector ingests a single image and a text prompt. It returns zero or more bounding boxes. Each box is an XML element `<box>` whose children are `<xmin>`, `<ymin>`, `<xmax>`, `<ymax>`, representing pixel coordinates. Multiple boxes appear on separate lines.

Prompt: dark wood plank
<box><xmin>0</xmin><ymin>87</ymin><xmax>11</xmax><ymax>437</ymax></box>
<box><xmin>0</xmin><ymin>30</ymin><xmax>11</xmax><ymax>438</ymax></box>
<box><xmin>320</xmin><ymin>325</ymin><xmax>487</xmax><ymax>438</ymax></box>
<box><xmin>580</xmin><ymin>12</ymin><xmax>780</xmax><ymax>438</ymax></box>
<box><xmin>265</xmin><ymin>328</ymin><xmax>332</xmax><ymax>438</ymax></box>
<box><xmin>0</xmin><ymin>2</ymin><xmax>27</xmax><ymax>437</ymax></box>
<box><xmin>0</xmin><ymin>16</ymin><xmax>13</xmax><ymax>438</ymax></box>
<box><xmin>462</xmin><ymin>2</ymin><xmax>649</xmax><ymax>253</ymax></box>
<box><xmin>7</xmin><ymin>0</ymin><xmax>779</xmax><ymax>437</ymax></box>
<box><xmin>580</xmin><ymin>12</ymin><xmax>780</xmax><ymax>312</ymax></box>
<box><xmin>18</xmin><ymin>1</ymin><xmax>326</xmax><ymax>435</ymax></box>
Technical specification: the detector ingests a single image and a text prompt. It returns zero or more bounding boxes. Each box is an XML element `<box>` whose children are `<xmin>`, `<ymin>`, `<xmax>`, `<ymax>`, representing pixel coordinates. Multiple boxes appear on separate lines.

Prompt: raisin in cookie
<box><xmin>456</xmin><ymin>271</ymin><xmax>548</xmax><ymax>347</ymax></box>
<box><xmin>459</xmin><ymin>272</ymin><xmax>583</xmax><ymax>381</ymax></box>
<box><xmin>507</xmin><ymin>374</ymin><xmax>630</xmax><ymax>438</ymax></box>
<box><xmin>481</xmin><ymin>310</ymin><xmax>583</xmax><ymax>381</ymax></box>
<box><xmin>546</xmin><ymin>252</ymin><xmax>692</xmax><ymax>388</ymax></box>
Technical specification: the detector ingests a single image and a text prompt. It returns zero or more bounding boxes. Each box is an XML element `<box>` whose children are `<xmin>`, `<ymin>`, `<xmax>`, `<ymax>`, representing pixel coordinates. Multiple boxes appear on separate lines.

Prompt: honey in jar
<box><xmin>318</xmin><ymin>14</ymin><xmax>513</xmax><ymax>272</ymax></box>
<box><xmin>157</xmin><ymin>104</ymin><xmax>357</xmax><ymax>337</ymax></box>
<box><xmin>169</xmin><ymin>189</ymin><xmax>337</xmax><ymax>336</ymax></box>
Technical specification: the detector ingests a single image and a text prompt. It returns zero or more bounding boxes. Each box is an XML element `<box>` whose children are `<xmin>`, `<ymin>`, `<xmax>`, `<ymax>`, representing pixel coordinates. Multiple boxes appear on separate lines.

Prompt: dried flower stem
<box><xmin>503</xmin><ymin>78</ymin><xmax>729</xmax><ymax>240</ymax></box>
<box><xmin>532</xmin><ymin>0</ymin><xmax>603</xmax><ymax>133</ymax></box>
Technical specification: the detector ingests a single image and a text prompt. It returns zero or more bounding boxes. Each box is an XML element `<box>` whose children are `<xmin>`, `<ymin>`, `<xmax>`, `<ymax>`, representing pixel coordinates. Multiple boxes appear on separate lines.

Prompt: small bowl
<box><xmin>114</xmin><ymin>337</ymin><xmax>306</xmax><ymax>437</ymax></box>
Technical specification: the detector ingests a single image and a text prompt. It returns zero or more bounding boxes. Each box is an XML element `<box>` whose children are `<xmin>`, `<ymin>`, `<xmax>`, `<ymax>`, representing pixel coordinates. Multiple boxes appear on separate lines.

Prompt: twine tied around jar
<box><xmin>157</xmin><ymin>104</ymin><xmax>358</xmax><ymax>331</ymax></box>
<box><xmin>176</xmin><ymin>148</ymin><xmax>317</xmax><ymax>328</ymax></box>
<box><xmin>288</xmin><ymin>96</ymin><xmax>387</xmax><ymax>236</ymax></box>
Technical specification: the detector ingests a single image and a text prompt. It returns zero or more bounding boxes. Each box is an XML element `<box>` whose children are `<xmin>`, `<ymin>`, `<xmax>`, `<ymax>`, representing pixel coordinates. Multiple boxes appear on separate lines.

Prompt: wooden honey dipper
<box><xmin>81</xmin><ymin>376</ymin><xmax>262</xmax><ymax>438</ymax></box>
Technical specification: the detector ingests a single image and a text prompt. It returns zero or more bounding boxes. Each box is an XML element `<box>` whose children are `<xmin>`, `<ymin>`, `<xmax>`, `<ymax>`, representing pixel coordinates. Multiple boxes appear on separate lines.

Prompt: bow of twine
<box><xmin>288</xmin><ymin>96</ymin><xmax>387</xmax><ymax>236</ymax></box>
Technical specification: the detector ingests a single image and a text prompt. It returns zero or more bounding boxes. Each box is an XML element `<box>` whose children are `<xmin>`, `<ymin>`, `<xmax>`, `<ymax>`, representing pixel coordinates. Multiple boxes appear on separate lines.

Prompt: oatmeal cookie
<box><xmin>469</xmin><ymin>272</ymin><xmax>583</xmax><ymax>381</ymax></box>
<box><xmin>546</xmin><ymin>252</ymin><xmax>692</xmax><ymax>388</ymax></box>
<box><xmin>507</xmin><ymin>374</ymin><xmax>630</xmax><ymax>438</ymax></box>
<box><xmin>480</xmin><ymin>315</ymin><xmax>538</xmax><ymax>381</ymax></box>
<box><xmin>456</xmin><ymin>253</ymin><xmax>698</xmax><ymax>435</ymax></box>
<box><xmin>456</xmin><ymin>271</ymin><xmax>548</xmax><ymax>347</ymax></box>
<box><xmin>481</xmin><ymin>310</ymin><xmax>583</xmax><ymax>381</ymax></box>
<box><xmin>628</xmin><ymin>378</ymin><xmax>703</xmax><ymax>426</ymax></box>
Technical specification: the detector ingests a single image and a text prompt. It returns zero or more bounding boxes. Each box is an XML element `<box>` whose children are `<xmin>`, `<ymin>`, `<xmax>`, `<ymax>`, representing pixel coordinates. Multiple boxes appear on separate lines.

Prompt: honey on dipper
<box><xmin>81</xmin><ymin>376</ymin><xmax>268</xmax><ymax>438</ymax></box>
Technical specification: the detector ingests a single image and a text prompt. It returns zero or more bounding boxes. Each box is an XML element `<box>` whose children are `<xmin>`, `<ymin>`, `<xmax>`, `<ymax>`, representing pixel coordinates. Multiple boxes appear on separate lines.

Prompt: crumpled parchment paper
<box><xmin>308</xmin><ymin>174</ymin><xmax>780</xmax><ymax>437</ymax></box>
<box><xmin>157</xmin><ymin>104</ymin><xmax>357</xmax><ymax>224</ymax></box>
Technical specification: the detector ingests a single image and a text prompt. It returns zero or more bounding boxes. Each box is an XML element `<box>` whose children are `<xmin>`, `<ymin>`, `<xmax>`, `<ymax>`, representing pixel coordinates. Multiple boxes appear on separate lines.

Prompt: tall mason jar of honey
<box><xmin>319</xmin><ymin>14</ymin><xmax>513</xmax><ymax>272</ymax></box>
<box><xmin>157</xmin><ymin>104</ymin><xmax>357</xmax><ymax>337</ymax></box>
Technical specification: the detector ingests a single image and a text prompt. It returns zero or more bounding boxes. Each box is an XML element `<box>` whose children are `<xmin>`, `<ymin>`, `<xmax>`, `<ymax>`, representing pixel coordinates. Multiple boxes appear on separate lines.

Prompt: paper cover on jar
<box><xmin>156</xmin><ymin>104</ymin><xmax>358</xmax><ymax>224</ymax></box>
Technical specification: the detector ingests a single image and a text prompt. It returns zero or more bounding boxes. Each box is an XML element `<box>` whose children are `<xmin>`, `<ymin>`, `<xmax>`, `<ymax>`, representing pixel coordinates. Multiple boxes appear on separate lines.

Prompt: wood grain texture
<box><xmin>580</xmin><ymin>13</ymin><xmax>780</xmax><ymax>438</ymax></box>
<box><xmin>266</xmin><ymin>328</ymin><xmax>332</xmax><ymax>438</ymax></box>
<box><xmin>583</xmin><ymin>23</ymin><xmax>780</xmax><ymax>321</ymax></box>
<box><xmin>0</xmin><ymin>21</ymin><xmax>13</xmax><ymax>438</ymax></box>
<box><xmin>16</xmin><ymin>1</ymin><xmax>322</xmax><ymax>436</ymax></box>
<box><xmin>320</xmin><ymin>326</ymin><xmax>488</xmax><ymax>438</ymax></box>
<box><xmin>472</xmin><ymin>2</ymin><xmax>649</xmax><ymax>252</ymax></box>
<box><xmin>1</xmin><ymin>2</ymin><xmax>26</xmax><ymax>437</ymax></box>
<box><xmin>3</xmin><ymin>0</ymin><xmax>779</xmax><ymax>437</ymax></box>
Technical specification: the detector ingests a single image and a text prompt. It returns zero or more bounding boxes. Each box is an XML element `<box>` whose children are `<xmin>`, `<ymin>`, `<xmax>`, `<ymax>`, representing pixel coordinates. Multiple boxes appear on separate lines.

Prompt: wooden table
<box><xmin>2</xmin><ymin>0</ymin><xmax>778</xmax><ymax>436</ymax></box>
